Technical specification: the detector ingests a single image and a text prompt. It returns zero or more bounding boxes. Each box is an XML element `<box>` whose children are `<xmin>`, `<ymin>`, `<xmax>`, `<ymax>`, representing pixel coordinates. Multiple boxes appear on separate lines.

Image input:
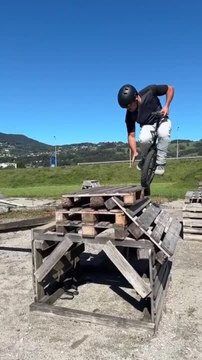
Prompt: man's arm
<box><xmin>128</xmin><ymin>132</ymin><xmax>138</xmax><ymax>161</ymax></box>
<box><xmin>125</xmin><ymin>111</ymin><xmax>138</xmax><ymax>161</ymax></box>
<box><xmin>161</xmin><ymin>85</ymin><xmax>175</xmax><ymax>116</ymax></box>
<box><xmin>150</xmin><ymin>84</ymin><xmax>175</xmax><ymax>116</ymax></box>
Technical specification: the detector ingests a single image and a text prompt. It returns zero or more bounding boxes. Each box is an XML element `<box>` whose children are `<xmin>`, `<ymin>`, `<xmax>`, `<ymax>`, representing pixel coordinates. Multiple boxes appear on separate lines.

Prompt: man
<box><xmin>117</xmin><ymin>84</ymin><xmax>174</xmax><ymax>175</ymax></box>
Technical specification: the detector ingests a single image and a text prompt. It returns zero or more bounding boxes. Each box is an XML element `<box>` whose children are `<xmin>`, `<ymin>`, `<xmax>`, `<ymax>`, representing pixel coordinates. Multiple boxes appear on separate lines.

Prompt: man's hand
<box><xmin>160</xmin><ymin>105</ymin><xmax>169</xmax><ymax>116</ymax></box>
<box><xmin>132</xmin><ymin>151</ymin><xmax>138</xmax><ymax>163</ymax></box>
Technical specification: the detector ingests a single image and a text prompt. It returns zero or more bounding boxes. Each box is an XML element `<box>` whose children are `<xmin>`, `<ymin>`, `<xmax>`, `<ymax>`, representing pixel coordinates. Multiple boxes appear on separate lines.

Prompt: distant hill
<box><xmin>0</xmin><ymin>133</ymin><xmax>51</xmax><ymax>153</ymax></box>
<box><xmin>0</xmin><ymin>132</ymin><xmax>201</xmax><ymax>167</ymax></box>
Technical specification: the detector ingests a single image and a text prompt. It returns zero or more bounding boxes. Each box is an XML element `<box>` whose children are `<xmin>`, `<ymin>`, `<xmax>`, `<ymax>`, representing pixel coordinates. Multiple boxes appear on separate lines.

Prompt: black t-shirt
<box><xmin>125</xmin><ymin>84</ymin><xmax>168</xmax><ymax>134</ymax></box>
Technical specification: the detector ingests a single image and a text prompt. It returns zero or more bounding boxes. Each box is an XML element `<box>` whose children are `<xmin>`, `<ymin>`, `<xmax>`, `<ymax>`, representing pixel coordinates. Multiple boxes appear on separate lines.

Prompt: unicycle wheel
<box><xmin>141</xmin><ymin>148</ymin><xmax>157</xmax><ymax>188</ymax></box>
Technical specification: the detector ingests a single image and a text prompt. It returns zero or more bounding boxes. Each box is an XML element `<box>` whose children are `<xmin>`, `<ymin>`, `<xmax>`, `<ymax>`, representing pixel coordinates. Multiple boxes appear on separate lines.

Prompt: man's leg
<box><xmin>137</xmin><ymin>125</ymin><xmax>155</xmax><ymax>170</ymax></box>
<box><xmin>155</xmin><ymin>119</ymin><xmax>172</xmax><ymax>174</ymax></box>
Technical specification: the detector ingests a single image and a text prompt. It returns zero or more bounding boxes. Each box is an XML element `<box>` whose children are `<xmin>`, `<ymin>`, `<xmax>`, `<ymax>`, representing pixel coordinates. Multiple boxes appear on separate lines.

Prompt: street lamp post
<box><xmin>176</xmin><ymin>126</ymin><xmax>179</xmax><ymax>160</ymax></box>
<box><xmin>54</xmin><ymin>136</ymin><xmax>57</xmax><ymax>167</ymax></box>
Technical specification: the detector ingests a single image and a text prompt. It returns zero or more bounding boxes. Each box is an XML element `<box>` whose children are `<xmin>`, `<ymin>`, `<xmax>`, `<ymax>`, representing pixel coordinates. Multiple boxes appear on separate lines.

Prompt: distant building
<box><xmin>0</xmin><ymin>162</ymin><xmax>17</xmax><ymax>169</ymax></box>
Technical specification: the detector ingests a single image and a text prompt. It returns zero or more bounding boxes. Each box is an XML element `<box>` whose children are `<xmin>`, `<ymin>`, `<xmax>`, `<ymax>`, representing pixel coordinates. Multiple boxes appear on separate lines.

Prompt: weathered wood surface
<box><xmin>151</xmin><ymin>211</ymin><xmax>171</xmax><ymax>243</ymax></box>
<box><xmin>185</xmin><ymin>190</ymin><xmax>202</xmax><ymax>203</ymax></box>
<box><xmin>183</xmin><ymin>227</ymin><xmax>202</xmax><ymax>234</ymax></box>
<box><xmin>30</xmin><ymin>302</ymin><xmax>154</xmax><ymax>330</ymax></box>
<box><xmin>35</xmin><ymin>237</ymin><xmax>73</xmax><ymax>282</ymax></box>
<box><xmin>62</xmin><ymin>185</ymin><xmax>143</xmax><ymax>197</ymax></box>
<box><xmin>33</xmin><ymin>229</ymin><xmax>154</xmax><ymax>249</ymax></box>
<box><xmin>0</xmin><ymin>216</ymin><xmax>54</xmax><ymax>233</ymax></box>
<box><xmin>60</xmin><ymin>186</ymin><xmax>145</xmax><ymax>210</ymax></box>
<box><xmin>154</xmin><ymin>272</ymin><xmax>171</xmax><ymax>330</ymax></box>
<box><xmin>112</xmin><ymin>197</ymin><xmax>172</xmax><ymax>257</ymax></box>
<box><xmin>183</xmin><ymin>234</ymin><xmax>202</xmax><ymax>241</ymax></box>
<box><xmin>103</xmin><ymin>240</ymin><xmax>151</xmax><ymax>298</ymax></box>
<box><xmin>161</xmin><ymin>220</ymin><xmax>181</xmax><ymax>256</ymax></box>
<box><xmin>128</xmin><ymin>204</ymin><xmax>161</xmax><ymax>239</ymax></box>
<box><xmin>183</xmin><ymin>219</ymin><xmax>202</xmax><ymax>227</ymax></box>
<box><xmin>183</xmin><ymin>201</ymin><xmax>202</xmax><ymax>241</ymax></box>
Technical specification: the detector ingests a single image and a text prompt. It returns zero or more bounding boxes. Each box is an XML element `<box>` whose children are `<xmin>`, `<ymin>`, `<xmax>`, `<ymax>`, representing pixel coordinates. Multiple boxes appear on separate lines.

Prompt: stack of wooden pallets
<box><xmin>30</xmin><ymin>185</ymin><xmax>182</xmax><ymax>332</ymax></box>
<box><xmin>183</xmin><ymin>183</ymin><xmax>202</xmax><ymax>241</ymax></box>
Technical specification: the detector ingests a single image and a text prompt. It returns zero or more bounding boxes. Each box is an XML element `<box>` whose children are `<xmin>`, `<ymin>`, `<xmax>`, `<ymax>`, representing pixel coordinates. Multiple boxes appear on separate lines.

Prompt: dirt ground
<box><xmin>0</xmin><ymin>200</ymin><xmax>202</xmax><ymax>360</ymax></box>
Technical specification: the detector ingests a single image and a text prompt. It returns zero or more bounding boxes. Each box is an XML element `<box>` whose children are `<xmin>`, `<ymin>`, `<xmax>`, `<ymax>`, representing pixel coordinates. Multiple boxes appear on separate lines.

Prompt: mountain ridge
<box><xmin>0</xmin><ymin>132</ymin><xmax>201</xmax><ymax>167</ymax></box>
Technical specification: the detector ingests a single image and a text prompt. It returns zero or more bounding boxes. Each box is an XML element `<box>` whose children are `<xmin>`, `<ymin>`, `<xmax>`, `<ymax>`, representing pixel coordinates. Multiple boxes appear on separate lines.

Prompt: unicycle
<box><xmin>140</xmin><ymin>112</ymin><xmax>167</xmax><ymax>188</ymax></box>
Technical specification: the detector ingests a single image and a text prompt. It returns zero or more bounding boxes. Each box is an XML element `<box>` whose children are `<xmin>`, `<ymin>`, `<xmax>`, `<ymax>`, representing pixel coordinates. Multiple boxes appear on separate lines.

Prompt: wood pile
<box><xmin>183</xmin><ymin>183</ymin><xmax>202</xmax><ymax>241</ymax></box>
<box><xmin>30</xmin><ymin>185</ymin><xmax>182</xmax><ymax>332</ymax></box>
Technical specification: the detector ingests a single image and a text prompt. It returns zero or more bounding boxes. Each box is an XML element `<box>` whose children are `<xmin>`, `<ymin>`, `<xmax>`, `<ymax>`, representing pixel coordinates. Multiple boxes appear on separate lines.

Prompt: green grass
<box><xmin>0</xmin><ymin>159</ymin><xmax>201</xmax><ymax>199</ymax></box>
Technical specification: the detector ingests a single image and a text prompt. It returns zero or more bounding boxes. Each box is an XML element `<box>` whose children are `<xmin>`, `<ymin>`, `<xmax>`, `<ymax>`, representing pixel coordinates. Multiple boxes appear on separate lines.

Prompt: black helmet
<box><xmin>117</xmin><ymin>84</ymin><xmax>138</xmax><ymax>108</ymax></box>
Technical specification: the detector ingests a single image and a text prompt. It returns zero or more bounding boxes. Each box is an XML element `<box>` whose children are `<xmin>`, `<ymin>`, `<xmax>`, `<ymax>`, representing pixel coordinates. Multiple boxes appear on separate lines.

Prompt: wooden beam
<box><xmin>34</xmin><ymin>230</ymin><xmax>153</xmax><ymax>249</ymax></box>
<box><xmin>33</xmin><ymin>220</ymin><xmax>56</xmax><ymax>233</ymax></box>
<box><xmin>103</xmin><ymin>240</ymin><xmax>151</xmax><ymax>298</ymax></box>
<box><xmin>35</xmin><ymin>237</ymin><xmax>73</xmax><ymax>283</ymax></box>
<box><xmin>0</xmin><ymin>216</ymin><xmax>54</xmax><ymax>233</ymax></box>
<box><xmin>30</xmin><ymin>302</ymin><xmax>154</xmax><ymax>330</ymax></box>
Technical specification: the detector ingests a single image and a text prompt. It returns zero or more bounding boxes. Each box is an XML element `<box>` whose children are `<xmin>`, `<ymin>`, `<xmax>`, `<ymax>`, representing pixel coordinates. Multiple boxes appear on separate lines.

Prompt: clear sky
<box><xmin>0</xmin><ymin>0</ymin><xmax>201</xmax><ymax>145</ymax></box>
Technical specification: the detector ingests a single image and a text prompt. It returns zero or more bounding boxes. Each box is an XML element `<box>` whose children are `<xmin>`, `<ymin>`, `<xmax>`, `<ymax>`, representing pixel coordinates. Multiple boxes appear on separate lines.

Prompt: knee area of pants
<box><xmin>139</xmin><ymin>136</ymin><xmax>152</xmax><ymax>143</ymax></box>
<box><xmin>157</xmin><ymin>127</ymin><xmax>171</xmax><ymax>137</ymax></box>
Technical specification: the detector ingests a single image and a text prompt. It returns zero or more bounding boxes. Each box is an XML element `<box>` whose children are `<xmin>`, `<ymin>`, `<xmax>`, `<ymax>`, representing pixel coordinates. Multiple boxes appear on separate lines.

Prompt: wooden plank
<box><xmin>105</xmin><ymin>196</ymin><xmax>124</xmax><ymax>210</ymax></box>
<box><xmin>33</xmin><ymin>240</ymin><xmax>45</xmax><ymax>301</ymax></box>
<box><xmin>39</xmin><ymin>288</ymin><xmax>65</xmax><ymax>305</ymax></box>
<box><xmin>183</xmin><ymin>212</ymin><xmax>202</xmax><ymax>218</ymax></box>
<box><xmin>34</xmin><ymin>230</ymin><xmax>153</xmax><ymax>249</ymax></box>
<box><xmin>161</xmin><ymin>220</ymin><xmax>181</xmax><ymax>255</ymax></box>
<box><xmin>128</xmin><ymin>204</ymin><xmax>161</xmax><ymax>239</ymax></box>
<box><xmin>30</xmin><ymin>302</ymin><xmax>154</xmax><ymax>330</ymax></box>
<box><xmin>183</xmin><ymin>234</ymin><xmax>202</xmax><ymax>241</ymax></box>
<box><xmin>153</xmin><ymin>261</ymin><xmax>168</xmax><ymax>299</ymax></box>
<box><xmin>183</xmin><ymin>204</ymin><xmax>202</xmax><ymax>212</ymax></box>
<box><xmin>183</xmin><ymin>219</ymin><xmax>202</xmax><ymax>227</ymax></box>
<box><xmin>0</xmin><ymin>216</ymin><xmax>54</xmax><ymax>233</ymax></box>
<box><xmin>103</xmin><ymin>240</ymin><xmax>151</xmax><ymax>298</ymax></box>
<box><xmin>183</xmin><ymin>227</ymin><xmax>202</xmax><ymax>234</ymax></box>
<box><xmin>154</xmin><ymin>273</ymin><xmax>171</xmax><ymax>331</ymax></box>
<box><xmin>137</xmin><ymin>204</ymin><xmax>161</xmax><ymax>229</ymax></box>
<box><xmin>127</xmin><ymin>197</ymin><xmax>151</xmax><ymax>217</ymax></box>
<box><xmin>33</xmin><ymin>221</ymin><xmax>56</xmax><ymax>234</ymax></box>
<box><xmin>148</xmin><ymin>249</ymin><xmax>155</xmax><ymax>322</ymax></box>
<box><xmin>62</xmin><ymin>185</ymin><xmax>143</xmax><ymax>198</ymax></box>
<box><xmin>35</xmin><ymin>237</ymin><xmax>73</xmax><ymax>283</ymax></box>
<box><xmin>151</xmin><ymin>211</ymin><xmax>171</xmax><ymax>243</ymax></box>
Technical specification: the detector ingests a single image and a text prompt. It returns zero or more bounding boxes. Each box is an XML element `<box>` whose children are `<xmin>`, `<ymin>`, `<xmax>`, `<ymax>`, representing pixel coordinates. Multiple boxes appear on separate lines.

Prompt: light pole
<box><xmin>176</xmin><ymin>126</ymin><xmax>179</xmax><ymax>160</ymax></box>
<box><xmin>54</xmin><ymin>136</ymin><xmax>57</xmax><ymax>167</ymax></box>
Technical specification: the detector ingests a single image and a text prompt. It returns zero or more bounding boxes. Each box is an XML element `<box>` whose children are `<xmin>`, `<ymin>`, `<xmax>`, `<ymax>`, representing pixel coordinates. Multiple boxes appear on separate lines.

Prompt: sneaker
<box><xmin>136</xmin><ymin>159</ymin><xmax>144</xmax><ymax>171</ymax></box>
<box><xmin>155</xmin><ymin>165</ymin><xmax>165</xmax><ymax>175</ymax></box>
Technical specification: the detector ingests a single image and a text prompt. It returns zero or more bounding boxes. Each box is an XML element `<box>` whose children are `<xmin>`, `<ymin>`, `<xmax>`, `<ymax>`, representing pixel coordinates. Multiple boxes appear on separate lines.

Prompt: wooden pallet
<box><xmin>183</xmin><ymin>203</ymin><xmax>202</xmax><ymax>241</ymax></box>
<box><xmin>61</xmin><ymin>185</ymin><xmax>145</xmax><ymax>209</ymax></box>
<box><xmin>55</xmin><ymin>207</ymin><xmax>127</xmax><ymax>237</ymax></box>
<box><xmin>185</xmin><ymin>190</ymin><xmax>202</xmax><ymax>204</ymax></box>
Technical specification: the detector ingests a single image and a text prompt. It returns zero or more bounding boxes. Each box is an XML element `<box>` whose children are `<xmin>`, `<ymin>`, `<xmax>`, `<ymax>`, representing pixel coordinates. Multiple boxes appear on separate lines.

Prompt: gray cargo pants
<box><xmin>139</xmin><ymin>119</ymin><xmax>172</xmax><ymax>165</ymax></box>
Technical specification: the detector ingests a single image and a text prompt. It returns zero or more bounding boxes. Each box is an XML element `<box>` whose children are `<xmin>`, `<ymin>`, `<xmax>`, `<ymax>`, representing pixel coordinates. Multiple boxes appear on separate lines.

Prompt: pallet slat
<box><xmin>102</xmin><ymin>240</ymin><xmax>151</xmax><ymax>298</ymax></box>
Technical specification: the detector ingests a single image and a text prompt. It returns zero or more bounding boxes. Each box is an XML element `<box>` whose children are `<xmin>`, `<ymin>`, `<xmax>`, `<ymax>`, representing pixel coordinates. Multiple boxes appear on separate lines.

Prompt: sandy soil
<box><xmin>0</xmin><ymin>201</ymin><xmax>201</xmax><ymax>360</ymax></box>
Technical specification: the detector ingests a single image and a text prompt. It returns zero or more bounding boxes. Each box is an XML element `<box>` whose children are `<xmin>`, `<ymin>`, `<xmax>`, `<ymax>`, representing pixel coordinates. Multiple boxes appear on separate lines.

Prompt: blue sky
<box><xmin>0</xmin><ymin>0</ymin><xmax>201</xmax><ymax>145</ymax></box>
